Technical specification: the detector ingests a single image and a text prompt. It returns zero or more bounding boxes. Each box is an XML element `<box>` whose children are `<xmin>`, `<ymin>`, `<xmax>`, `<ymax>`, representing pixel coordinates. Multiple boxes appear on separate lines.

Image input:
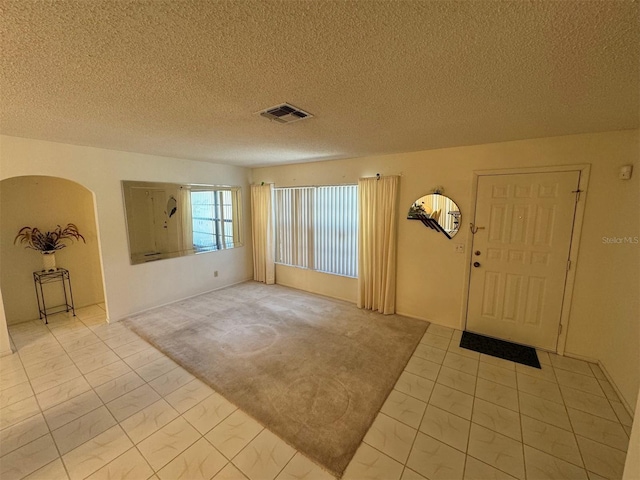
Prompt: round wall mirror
<box><xmin>407</xmin><ymin>193</ymin><xmax>461</xmax><ymax>238</ymax></box>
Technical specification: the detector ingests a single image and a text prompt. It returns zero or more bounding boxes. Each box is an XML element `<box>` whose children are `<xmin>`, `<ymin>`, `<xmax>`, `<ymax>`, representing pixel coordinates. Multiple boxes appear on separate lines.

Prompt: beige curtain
<box><xmin>358</xmin><ymin>175</ymin><xmax>400</xmax><ymax>314</ymax></box>
<box><xmin>178</xmin><ymin>187</ymin><xmax>194</xmax><ymax>254</ymax></box>
<box><xmin>251</xmin><ymin>184</ymin><xmax>275</xmax><ymax>284</ymax></box>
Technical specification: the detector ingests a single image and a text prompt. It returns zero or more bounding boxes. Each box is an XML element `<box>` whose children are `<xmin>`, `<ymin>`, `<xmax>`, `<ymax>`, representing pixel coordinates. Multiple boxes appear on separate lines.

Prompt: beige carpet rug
<box><xmin>123</xmin><ymin>282</ymin><xmax>428</xmax><ymax>477</ymax></box>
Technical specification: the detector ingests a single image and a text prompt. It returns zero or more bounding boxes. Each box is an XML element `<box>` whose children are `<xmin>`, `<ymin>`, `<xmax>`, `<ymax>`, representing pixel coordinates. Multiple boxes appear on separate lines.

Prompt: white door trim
<box><xmin>460</xmin><ymin>164</ymin><xmax>591</xmax><ymax>355</ymax></box>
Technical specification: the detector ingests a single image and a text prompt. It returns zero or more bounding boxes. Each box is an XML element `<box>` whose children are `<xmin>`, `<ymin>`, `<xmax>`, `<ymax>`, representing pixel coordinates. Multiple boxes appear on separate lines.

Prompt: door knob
<box><xmin>473</xmin><ymin>262</ymin><xmax>481</xmax><ymax>268</ymax></box>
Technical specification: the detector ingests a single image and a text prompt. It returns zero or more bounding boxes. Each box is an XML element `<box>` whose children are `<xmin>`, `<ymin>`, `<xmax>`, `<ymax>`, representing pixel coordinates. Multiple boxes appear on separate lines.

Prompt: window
<box><xmin>274</xmin><ymin>185</ymin><xmax>357</xmax><ymax>277</ymax></box>
<box><xmin>191</xmin><ymin>189</ymin><xmax>236</xmax><ymax>252</ymax></box>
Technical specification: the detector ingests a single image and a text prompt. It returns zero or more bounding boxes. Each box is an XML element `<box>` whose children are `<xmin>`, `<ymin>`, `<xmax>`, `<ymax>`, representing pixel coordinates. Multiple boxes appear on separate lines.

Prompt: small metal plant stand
<box><xmin>33</xmin><ymin>268</ymin><xmax>76</xmax><ymax>324</ymax></box>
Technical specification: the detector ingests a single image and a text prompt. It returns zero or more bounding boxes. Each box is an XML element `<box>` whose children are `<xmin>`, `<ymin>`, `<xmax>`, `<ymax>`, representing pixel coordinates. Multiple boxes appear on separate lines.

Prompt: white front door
<box><xmin>466</xmin><ymin>171</ymin><xmax>580</xmax><ymax>351</ymax></box>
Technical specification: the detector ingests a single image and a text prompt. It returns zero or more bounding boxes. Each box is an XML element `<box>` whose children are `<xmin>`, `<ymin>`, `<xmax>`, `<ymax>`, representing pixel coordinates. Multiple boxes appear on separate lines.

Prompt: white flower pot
<box><xmin>42</xmin><ymin>252</ymin><xmax>56</xmax><ymax>272</ymax></box>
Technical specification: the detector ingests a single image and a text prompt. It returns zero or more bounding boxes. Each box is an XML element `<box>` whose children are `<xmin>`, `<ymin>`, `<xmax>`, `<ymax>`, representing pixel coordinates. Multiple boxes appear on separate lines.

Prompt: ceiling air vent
<box><xmin>258</xmin><ymin>103</ymin><xmax>313</xmax><ymax>124</ymax></box>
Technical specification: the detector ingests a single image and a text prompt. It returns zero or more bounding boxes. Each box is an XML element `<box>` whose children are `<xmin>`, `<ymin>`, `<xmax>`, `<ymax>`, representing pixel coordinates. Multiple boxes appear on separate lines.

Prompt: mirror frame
<box><xmin>407</xmin><ymin>193</ymin><xmax>461</xmax><ymax>239</ymax></box>
<box><xmin>122</xmin><ymin>180</ymin><xmax>243</xmax><ymax>265</ymax></box>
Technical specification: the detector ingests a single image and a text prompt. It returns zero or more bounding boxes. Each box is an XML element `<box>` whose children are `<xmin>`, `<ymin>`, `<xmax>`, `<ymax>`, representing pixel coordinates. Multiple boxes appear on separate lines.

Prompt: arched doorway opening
<box><xmin>0</xmin><ymin>175</ymin><xmax>107</xmax><ymax>327</ymax></box>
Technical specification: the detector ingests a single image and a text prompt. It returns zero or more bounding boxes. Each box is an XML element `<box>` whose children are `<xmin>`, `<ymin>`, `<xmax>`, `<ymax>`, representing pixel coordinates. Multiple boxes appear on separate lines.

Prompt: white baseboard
<box><xmin>562</xmin><ymin>351</ymin><xmax>634</xmax><ymax>417</ymax></box>
<box><xmin>0</xmin><ymin>348</ymin><xmax>14</xmax><ymax>358</ymax></box>
<box><xmin>598</xmin><ymin>361</ymin><xmax>635</xmax><ymax>418</ymax></box>
<box><xmin>562</xmin><ymin>350</ymin><xmax>599</xmax><ymax>365</ymax></box>
<box><xmin>274</xmin><ymin>280</ymin><xmax>356</xmax><ymax>305</ymax></box>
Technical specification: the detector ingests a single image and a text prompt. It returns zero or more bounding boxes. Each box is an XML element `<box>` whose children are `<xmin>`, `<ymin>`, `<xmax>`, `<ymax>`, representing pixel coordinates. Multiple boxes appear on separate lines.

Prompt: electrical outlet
<box><xmin>214</xmin><ymin>271</ymin><xmax>219</xmax><ymax>277</ymax></box>
<box><xmin>454</xmin><ymin>244</ymin><xmax>464</xmax><ymax>253</ymax></box>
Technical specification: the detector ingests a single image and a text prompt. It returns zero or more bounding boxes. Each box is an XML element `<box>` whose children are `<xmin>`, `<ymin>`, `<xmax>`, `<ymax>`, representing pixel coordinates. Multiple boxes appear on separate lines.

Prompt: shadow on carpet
<box><xmin>123</xmin><ymin>282</ymin><xmax>428</xmax><ymax>477</ymax></box>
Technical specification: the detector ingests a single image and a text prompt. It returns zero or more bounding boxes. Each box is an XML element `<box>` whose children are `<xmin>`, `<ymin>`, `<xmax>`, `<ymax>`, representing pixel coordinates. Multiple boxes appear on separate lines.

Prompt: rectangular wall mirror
<box><xmin>122</xmin><ymin>181</ymin><xmax>243</xmax><ymax>264</ymax></box>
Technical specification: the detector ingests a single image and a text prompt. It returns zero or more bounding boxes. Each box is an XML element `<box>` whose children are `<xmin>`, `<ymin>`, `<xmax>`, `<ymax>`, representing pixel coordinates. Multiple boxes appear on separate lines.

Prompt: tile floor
<box><xmin>0</xmin><ymin>305</ymin><xmax>634</xmax><ymax>480</ymax></box>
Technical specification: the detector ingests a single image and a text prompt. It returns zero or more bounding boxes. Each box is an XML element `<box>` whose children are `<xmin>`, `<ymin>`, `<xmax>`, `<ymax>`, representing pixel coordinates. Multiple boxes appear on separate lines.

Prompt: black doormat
<box><xmin>460</xmin><ymin>331</ymin><xmax>541</xmax><ymax>369</ymax></box>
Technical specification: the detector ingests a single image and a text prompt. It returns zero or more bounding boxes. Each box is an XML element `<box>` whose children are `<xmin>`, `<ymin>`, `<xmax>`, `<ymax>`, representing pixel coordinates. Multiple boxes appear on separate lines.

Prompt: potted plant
<box><xmin>14</xmin><ymin>223</ymin><xmax>86</xmax><ymax>272</ymax></box>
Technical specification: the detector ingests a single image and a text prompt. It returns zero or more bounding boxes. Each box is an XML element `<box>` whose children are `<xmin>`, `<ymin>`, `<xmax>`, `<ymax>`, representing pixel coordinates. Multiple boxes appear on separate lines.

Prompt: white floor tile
<box><xmin>0</xmin><ymin>412</ymin><xmax>49</xmax><ymax>456</ymax></box>
<box><xmin>0</xmin><ymin>395</ymin><xmax>41</xmax><ymax>430</ymax></box>
<box><xmin>157</xmin><ymin>437</ymin><xmax>227</xmax><ymax>480</ymax></box>
<box><xmin>478</xmin><ymin>363</ymin><xmax>516</xmax><ymax>389</ymax></box>
<box><xmin>560</xmin><ymin>385</ymin><xmax>617</xmax><ymax>421</ymax></box>
<box><xmin>205</xmin><ymin>410</ymin><xmax>264</xmax><ymax>460</ymax></box>
<box><xmin>276</xmin><ymin>452</ymin><xmax>335</xmax><ymax>480</ymax></box>
<box><xmin>555</xmin><ymin>369</ymin><xmax>605</xmax><ymax>397</ymax></box>
<box><xmin>436</xmin><ymin>366</ymin><xmax>476</xmax><ymax>395</ymax></box>
<box><xmin>43</xmin><ymin>390</ymin><xmax>102</xmax><ymax>430</ymax></box>
<box><xmin>576</xmin><ymin>435</ymin><xmax>627</xmax><ymax>480</ymax></box>
<box><xmin>22</xmin><ymin>458</ymin><xmax>69</xmax><ymax>480</ymax></box>
<box><xmin>164</xmin><ymin>378</ymin><xmax>215</xmax><ymax>413</ymax></box>
<box><xmin>475</xmin><ymin>378</ymin><xmax>519</xmax><ymax>412</ymax></box>
<box><xmin>429</xmin><ymin>384</ymin><xmax>473</xmax><ymax>420</ymax></box>
<box><xmin>521</xmin><ymin>416</ymin><xmax>582</xmax><ymax>467</ymax></box>
<box><xmin>183</xmin><ymin>392</ymin><xmax>237</xmax><ymax>435</ymax></box>
<box><xmin>523</xmin><ymin>445</ymin><xmax>588</xmax><ymax>480</ymax></box>
<box><xmin>419</xmin><ymin>405</ymin><xmax>470</xmax><ymax>452</ymax></box>
<box><xmin>35</xmin><ymin>376</ymin><xmax>92</xmax><ymax>411</ymax></box>
<box><xmin>568</xmin><ymin>407</ymin><xmax>629</xmax><ymax>451</ymax></box>
<box><xmin>363</xmin><ymin>413</ymin><xmax>417</xmax><ymax>463</ymax></box>
<box><xmin>518</xmin><ymin>390</ymin><xmax>572</xmax><ymax>431</ymax></box>
<box><xmin>137</xmin><ymin>417</ymin><xmax>200</xmax><ymax>470</ymax></box>
<box><xmin>342</xmin><ymin>442</ymin><xmax>403</xmax><ymax>480</ymax></box>
<box><xmin>420</xmin><ymin>333</ymin><xmax>450</xmax><ymax>350</ymax></box>
<box><xmin>0</xmin><ymin>434</ymin><xmax>60</xmax><ymax>480</ymax></box>
<box><xmin>232</xmin><ymin>429</ymin><xmax>296</xmax><ymax>480</ymax></box>
<box><xmin>549</xmin><ymin>355</ymin><xmax>593</xmax><ymax>376</ymax></box>
<box><xmin>119</xmin><ymin>399</ymin><xmax>180</xmax><ymax>444</ymax></box>
<box><xmin>464</xmin><ymin>456</ymin><xmax>516</xmax><ymax>479</ymax></box>
<box><xmin>413</xmin><ymin>344</ymin><xmax>446</xmax><ymax>364</ymax></box>
<box><xmin>394</xmin><ymin>371</ymin><xmax>435</xmax><ymax>402</ymax></box>
<box><xmin>380</xmin><ymin>390</ymin><xmax>427</xmax><ymax>428</ymax></box>
<box><xmin>106</xmin><ymin>384</ymin><xmax>161</xmax><ymax>422</ymax></box>
<box><xmin>472</xmin><ymin>398</ymin><xmax>521</xmax><ymax>441</ymax></box>
<box><xmin>406</xmin><ymin>432</ymin><xmax>465</xmax><ymax>480</ymax></box>
<box><xmin>517</xmin><ymin>372</ymin><xmax>563</xmax><ymax>404</ymax></box>
<box><xmin>404</xmin><ymin>356</ymin><xmax>441</xmax><ymax>381</ymax></box>
<box><xmin>213</xmin><ymin>463</ymin><xmax>250</xmax><ymax>480</ymax></box>
<box><xmin>94</xmin><ymin>370</ymin><xmax>146</xmax><ymax>403</ymax></box>
<box><xmin>443</xmin><ymin>352</ymin><xmax>479</xmax><ymax>376</ymax></box>
<box><xmin>427</xmin><ymin>325</ymin><xmax>454</xmax><ymax>339</ymax></box>
<box><xmin>148</xmin><ymin>366</ymin><xmax>195</xmax><ymax>397</ymax></box>
<box><xmin>62</xmin><ymin>425</ymin><xmax>133</xmax><ymax>480</ymax></box>
<box><xmin>468</xmin><ymin>424</ymin><xmax>524</xmax><ymax>479</ymax></box>
<box><xmin>51</xmin><ymin>406</ymin><xmax>117</xmax><ymax>454</ymax></box>
<box><xmin>0</xmin><ymin>310</ymin><xmax>631</xmax><ymax>480</ymax></box>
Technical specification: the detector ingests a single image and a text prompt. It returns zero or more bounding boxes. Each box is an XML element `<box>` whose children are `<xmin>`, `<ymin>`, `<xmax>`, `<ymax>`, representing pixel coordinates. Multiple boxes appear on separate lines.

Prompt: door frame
<box><xmin>460</xmin><ymin>164</ymin><xmax>591</xmax><ymax>355</ymax></box>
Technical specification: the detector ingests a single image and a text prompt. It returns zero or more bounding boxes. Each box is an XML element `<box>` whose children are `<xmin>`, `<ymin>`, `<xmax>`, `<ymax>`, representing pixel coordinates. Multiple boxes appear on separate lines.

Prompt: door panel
<box><xmin>467</xmin><ymin>171</ymin><xmax>580</xmax><ymax>351</ymax></box>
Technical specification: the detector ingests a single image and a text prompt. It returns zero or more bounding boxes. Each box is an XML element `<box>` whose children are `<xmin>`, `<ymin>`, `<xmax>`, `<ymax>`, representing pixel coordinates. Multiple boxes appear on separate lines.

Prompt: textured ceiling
<box><xmin>1</xmin><ymin>1</ymin><xmax>638</xmax><ymax>167</ymax></box>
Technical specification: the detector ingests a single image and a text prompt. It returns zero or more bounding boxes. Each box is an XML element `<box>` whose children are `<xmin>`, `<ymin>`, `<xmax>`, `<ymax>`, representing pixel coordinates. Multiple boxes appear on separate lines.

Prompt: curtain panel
<box><xmin>178</xmin><ymin>186</ymin><xmax>194</xmax><ymax>254</ymax></box>
<box><xmin>358</xmin><ymin>175</ymin><xmax>400</xmax><ymax>314</ymax></box>
<box><xmin>251</xmin><ymin>184</ymin><xmax>275</xmax><ymax>284</ymax></box>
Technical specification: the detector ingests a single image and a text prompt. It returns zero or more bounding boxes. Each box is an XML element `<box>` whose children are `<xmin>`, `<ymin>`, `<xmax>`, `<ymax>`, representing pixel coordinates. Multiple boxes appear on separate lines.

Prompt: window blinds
<box><xmin>274</xmin><ymin>185</ymin><xmax>357</xmax><ymax>277</ymax></box>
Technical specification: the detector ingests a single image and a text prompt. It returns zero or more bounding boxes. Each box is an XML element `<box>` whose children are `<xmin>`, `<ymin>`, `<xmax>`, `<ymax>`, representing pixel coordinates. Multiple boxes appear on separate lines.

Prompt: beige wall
<box><xmin>253</xmin><ymin>129</ymin><xmax>640</xmax><ymax>411</ymax></box>
<box><xmin>276</xmin><ymin>264</ymin><xmax>357</xmax><ymax>302</ymax></box>
<box><xmin>0</xmin><ymin>290</ymin><xmax>12</xmax><ymax>356</ymax></box>
<box><xmin>623</xmin><ymin>388</ymin><xmax>640</xmax><ymax>479</ymax></box>
<box><xmin>0</xmin><ymin>176</ymin><xmax>105</xmax><ymax>324</ymax></box>
<box><xmin>0</xmin><ymin>135</ymin><xmax>254</xmax><ymax>323</ymax></box>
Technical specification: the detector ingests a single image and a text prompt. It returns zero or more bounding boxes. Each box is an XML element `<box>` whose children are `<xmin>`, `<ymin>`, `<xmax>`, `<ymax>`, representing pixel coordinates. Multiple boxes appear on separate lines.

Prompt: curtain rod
<box><xmin>272</xmin><ymin>183</ymin><xmax>358</xmax><ymax>189</ymax></box>
<box><xmin>364</xmin><ymin>173</ymin><xmax>403</xmax><ymax>180</ymax></box>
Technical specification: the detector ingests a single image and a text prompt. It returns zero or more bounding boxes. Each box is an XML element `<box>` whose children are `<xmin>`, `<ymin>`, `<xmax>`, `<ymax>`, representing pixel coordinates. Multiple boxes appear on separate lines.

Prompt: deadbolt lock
<box><xmin>474</xmin><ymin>251</ymin><xmax>481</xmax><ymax>256</ymax></box>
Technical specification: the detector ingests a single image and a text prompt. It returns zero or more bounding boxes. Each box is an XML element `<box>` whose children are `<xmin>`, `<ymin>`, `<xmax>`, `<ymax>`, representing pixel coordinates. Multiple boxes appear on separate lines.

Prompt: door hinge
<box><xmin>558</xmin><ymin>324</ymin><xmax>563</xmax><ymax>336</ymax></box>
<box><xmin>572</xmin><ymin>189</ymin><xmax>583</xmax><ymax>202</ymax></box>
<box><xmin>566</xmin><ymin>260</ymin><xmax>571</xmax><ymax>271</ymax></box>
